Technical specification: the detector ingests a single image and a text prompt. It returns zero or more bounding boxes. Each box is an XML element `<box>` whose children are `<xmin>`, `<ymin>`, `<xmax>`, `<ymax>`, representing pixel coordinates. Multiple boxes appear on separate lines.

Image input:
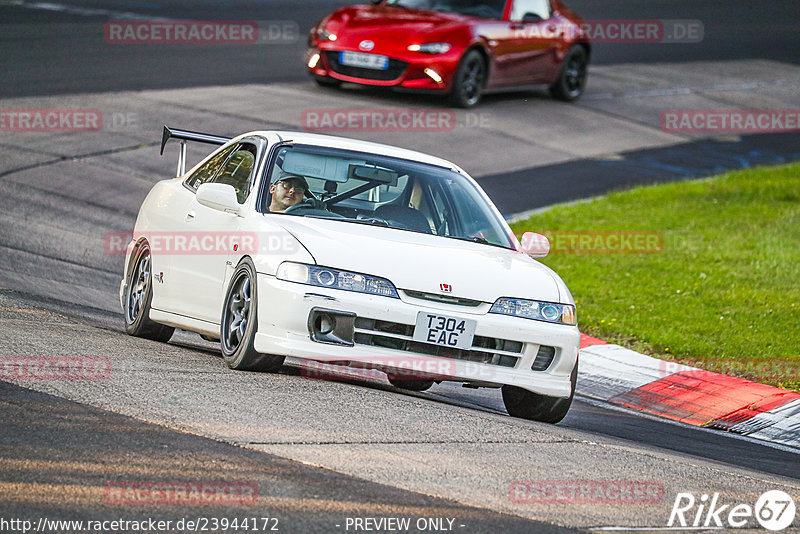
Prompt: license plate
<box><xmin>413</xmin><ymin>312</ymin><xmax>476</xmax><ymax>350</ymax></box>
<box><xmin>339</xmin><ymin>51</ymin><xmax>389</xmax><ymax>70</ymax></box>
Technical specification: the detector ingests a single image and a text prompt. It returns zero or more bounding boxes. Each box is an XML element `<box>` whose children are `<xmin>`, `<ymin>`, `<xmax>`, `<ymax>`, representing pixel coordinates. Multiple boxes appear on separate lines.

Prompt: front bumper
<box><xmin>307</xmin><ymin>46</ymin><xmax>460</xmax><ymax>92</ymax></box>
<box><xmin>254</xmin><ymin>274</ymin><xmax>580</xmax><ymax>398</ymax></box>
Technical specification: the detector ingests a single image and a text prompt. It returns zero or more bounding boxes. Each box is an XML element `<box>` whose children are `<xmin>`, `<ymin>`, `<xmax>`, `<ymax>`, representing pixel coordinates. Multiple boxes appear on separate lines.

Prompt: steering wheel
<box><xmin>283</xmin><ymin>200</ymin><xmax>316</xmax><ymax>214</ymax></box>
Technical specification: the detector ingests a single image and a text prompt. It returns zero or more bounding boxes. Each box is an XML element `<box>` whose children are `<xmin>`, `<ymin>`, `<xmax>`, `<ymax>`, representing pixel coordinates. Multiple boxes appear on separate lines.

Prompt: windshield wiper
<box><xmin>452</xmin><ymin>235</ymin><xmax>490</xmax><ymax>245</ymax></box>
<box><xmin>448</xmin><ymin>235</ymin><xmax>515</xmax><ymax>250</ymax></box>
<box><xmin>347</xmin><ymin>217</ymin><xmax>390</xmax><ymax>227</ymax></box>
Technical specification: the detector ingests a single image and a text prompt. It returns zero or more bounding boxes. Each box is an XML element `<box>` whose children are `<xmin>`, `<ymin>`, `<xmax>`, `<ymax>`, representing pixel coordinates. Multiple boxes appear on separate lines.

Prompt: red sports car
<box><xmin>306</xmin><ymin>0</ymin><xmax>590</xmax><ymax>107</ymax></box>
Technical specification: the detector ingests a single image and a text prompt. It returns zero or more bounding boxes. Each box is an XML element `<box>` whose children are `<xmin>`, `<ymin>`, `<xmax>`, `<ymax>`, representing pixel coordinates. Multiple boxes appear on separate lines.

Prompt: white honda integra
<box><xmin>121</xmin><ymin>126</ymin><xmax>580</xmax><ymax>423</ymax></box>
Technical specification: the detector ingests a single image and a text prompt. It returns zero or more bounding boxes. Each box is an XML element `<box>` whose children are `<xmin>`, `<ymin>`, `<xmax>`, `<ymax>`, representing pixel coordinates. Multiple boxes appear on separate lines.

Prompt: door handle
<box><xmin>547</xmin><ymin>24</ymin><xmax>563</xmax><ymax>36</ymax></box>
<box><xmin>185</xmin><ymin>211</ymin><xmax>195</xmax><ymax>222</ymax></box>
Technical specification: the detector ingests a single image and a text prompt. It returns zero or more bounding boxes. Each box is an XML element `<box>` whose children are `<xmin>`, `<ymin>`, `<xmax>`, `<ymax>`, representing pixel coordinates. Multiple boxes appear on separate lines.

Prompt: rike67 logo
<box><xmin>668</xmin><ymin>490</ymin><xmax>796</xmax><ymax>531</ymax></box>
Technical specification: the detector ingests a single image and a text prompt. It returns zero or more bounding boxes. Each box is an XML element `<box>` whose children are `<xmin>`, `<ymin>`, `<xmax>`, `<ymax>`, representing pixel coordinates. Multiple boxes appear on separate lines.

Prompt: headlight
<box><xmin>408</xmin><ymin>42</ymin><xmax>451</xmax><ymax>54</ymax></box>
<box><xmin>276</xmin><ymin>262</ymin><xmax>399</xmax><ymax>298</ymax></box>
<box><xmin>316</xmin><ymin>27</ymin><xmax>337</xmax><ymax>41</ymax></box>
<box><xmin>490</xmin><ymin>298</ymin><xmax>577</xmax><ymax>326</ymax></box>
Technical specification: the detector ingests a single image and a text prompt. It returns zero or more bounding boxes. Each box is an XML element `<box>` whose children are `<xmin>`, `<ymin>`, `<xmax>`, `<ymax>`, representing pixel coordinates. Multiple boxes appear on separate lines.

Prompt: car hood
<box><xmin>324</xmin><ymin>5</ymin><xmax>468</xmax><ymax>47</ymax></box>
<box><xmin>277</xmin><ymin>217</ymin><xmax>563</xmax><ymax>304</ymax></box>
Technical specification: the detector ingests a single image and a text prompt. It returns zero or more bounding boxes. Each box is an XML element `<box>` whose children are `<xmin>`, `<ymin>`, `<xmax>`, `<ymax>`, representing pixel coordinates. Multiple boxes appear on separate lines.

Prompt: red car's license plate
<box><xmin>339</xmin><ymin>51</ymin><xmax>389</xmax><ymax>70</ymax></box>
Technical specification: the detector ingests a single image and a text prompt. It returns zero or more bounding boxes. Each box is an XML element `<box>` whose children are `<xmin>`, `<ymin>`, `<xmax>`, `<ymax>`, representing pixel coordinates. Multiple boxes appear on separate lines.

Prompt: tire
<box><xmin>502</xmin><ymin>358</ymin><xmax>578</xmax><ymax>423</ymax></box>
<box><xmin>388</xmin><ymin>376</ymin><xmax>435</xmax><ymax>392</ymax></box>
<box><xmin>220</xmin><ymin>258</ymin><xmax>284</xmax><ymax>372</ymax></box>
<box><xmin>123</xmin><ymin>243</ymin><xmax>174</xmax><ymax>342</ymax></box>
<box><xmin>314</xmin><ymin>76</ymin><xmax>342</xmax><ymax>88</ymax></box>
<box><xmin>549</xmin><ymin>45</ymin><xmax>588</xmax><ymax>102</ymax></box>
<box><xmin>448</xmin><ymin>49</ymin><xmax>486</xmax><ymax>108</ymax></box>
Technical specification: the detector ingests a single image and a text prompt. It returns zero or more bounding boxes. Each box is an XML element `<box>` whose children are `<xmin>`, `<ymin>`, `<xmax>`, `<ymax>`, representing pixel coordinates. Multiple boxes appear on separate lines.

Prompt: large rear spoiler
<box><xmin>160</xmin><ymin>125</ymin><xmax>230</xmax><ymax>177</ymax></box>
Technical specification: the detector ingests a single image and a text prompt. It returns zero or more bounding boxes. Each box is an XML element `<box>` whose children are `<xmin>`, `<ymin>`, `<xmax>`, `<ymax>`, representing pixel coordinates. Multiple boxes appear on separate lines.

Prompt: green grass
<box><xmin>510</xmin><ymin>162</ymin><xmax>800</xmax><ymax>390</ymax></box>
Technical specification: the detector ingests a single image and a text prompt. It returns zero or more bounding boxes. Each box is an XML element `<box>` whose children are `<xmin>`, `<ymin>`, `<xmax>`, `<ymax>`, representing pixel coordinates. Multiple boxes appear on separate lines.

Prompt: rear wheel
<box><xmin>502</xmin><ymin>359</ymin><xmax>578</xmax><ymax>423</ymax></box>
<box><xmin>124</xmin><ymin>243</ymin><xmax>174</xmax><ymax>342</ymax></box>
<box><xmin>449</xmin><ymin>50</ymin><xmax>486</xmax><ymax>108</ymax></box>
<box><xmin>220</xmin><ymin>259</ymin><xmax>284</xmax><ymax>372</ymax></box>
<box><xmin>549</xmin><ymin>45</ymin><xmax>588</xmax><ymax>102</ymax></box>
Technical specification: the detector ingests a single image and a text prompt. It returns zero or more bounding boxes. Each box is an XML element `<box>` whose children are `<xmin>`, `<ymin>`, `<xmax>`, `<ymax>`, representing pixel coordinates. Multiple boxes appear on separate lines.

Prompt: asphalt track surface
<box><xmin>484</xmin><ymin>133</ymin><xmax>800</xmax><ymax>215</ymax></box>
<box><xmin>0</xmin><ymin>380</ymin><xmax>575</xmax><ymax>533</ymax></box>
<box><xmin>1</xmin><ymin>0</ymin><xmax>799</xmax><ymax>97</ymax></box>
<box><xmin>2</xmin><ymin>290</ymin><xmax>799</xmax><ymax>531</ymax></box>
<box><xmin>2</xmin><ymin>0</ymin><xmax>800</xmax><ymax>532</ymax></box>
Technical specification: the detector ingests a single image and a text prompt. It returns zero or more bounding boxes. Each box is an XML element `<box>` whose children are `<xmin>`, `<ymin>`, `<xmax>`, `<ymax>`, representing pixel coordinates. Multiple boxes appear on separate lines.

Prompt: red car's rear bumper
<box><xmin>307</xmin><ymin>45</ymin><xmax>461</xmax><ymax>92</ymax></box>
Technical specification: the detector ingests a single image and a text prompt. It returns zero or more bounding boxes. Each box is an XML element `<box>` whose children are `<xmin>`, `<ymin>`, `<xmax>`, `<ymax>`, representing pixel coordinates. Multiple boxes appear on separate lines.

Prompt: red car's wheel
<box><xmin>449</xmin><ymin>49</ymin><xmax>486</xmax><ymax>108</ymax></box>
<box><xmin>550</xmin><ymin>45</ymin><xmax>588</xmax><ymax>102</ymax></box>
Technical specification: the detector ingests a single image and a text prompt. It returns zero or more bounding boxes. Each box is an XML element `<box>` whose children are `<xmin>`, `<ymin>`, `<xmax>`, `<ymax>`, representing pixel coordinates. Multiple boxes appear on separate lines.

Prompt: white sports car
<box><xmin>121</xmin><ymin>126</ymin><xmax>580</xmax><ymax>423</ymax></box>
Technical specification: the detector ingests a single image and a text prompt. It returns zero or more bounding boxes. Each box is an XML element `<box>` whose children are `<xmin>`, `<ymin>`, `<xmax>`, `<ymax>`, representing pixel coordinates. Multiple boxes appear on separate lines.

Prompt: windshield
<box><xmin>386</xmin><ymin>0</ymin><xmax>506</xmax><ymax>19</ymax></box>
<box><xmin>263</xmin><ymin>144</ymin><xmax>515</xmax><ymax>250</ymax></box>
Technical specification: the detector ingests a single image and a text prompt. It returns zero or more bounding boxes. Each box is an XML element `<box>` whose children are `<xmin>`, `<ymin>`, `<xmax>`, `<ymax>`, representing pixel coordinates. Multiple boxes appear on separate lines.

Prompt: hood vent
<box><xmin>402</xmin><ymin>290</ymin><xmax>484</xmax><ymax>307</ymax></box>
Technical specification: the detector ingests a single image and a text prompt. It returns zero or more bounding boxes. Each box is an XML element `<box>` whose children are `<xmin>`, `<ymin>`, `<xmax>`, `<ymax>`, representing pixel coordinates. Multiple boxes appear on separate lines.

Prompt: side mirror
<box><xmin>520</xmin><ymin>232</ymin><xmax>550</xmax><ymax>258</ymax></box>
<box><xmin>522</xmin><ymin>12</ymin><xmax>544</xmax><ymax>23</ymax></box>
<box><xmin>196</xmin><ymin>183</ymin><xmax>241</xmax><ymax>215</ymax></box>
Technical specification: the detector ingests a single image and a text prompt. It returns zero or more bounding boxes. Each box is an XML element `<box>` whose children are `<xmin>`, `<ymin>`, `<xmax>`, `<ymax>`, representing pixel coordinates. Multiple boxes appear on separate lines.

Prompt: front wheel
<box><xmin>388</xmin><ymin>376</ymin><xmax>434</xmax><ymax>392</ymax></box>
<box><xmin>448</xmin><ymin>50</ymin><xmax>486</xmax><ymax>108</ymax></box>
<box><xmin>220</xmin><ymin>259</ymin><xmax>285</xmax><ymax>372</ymax></box>
<box><xmin>124</xmin><ymin>243</ymin><xmax>174</xmax><ymax>342</ymax></box>
<box><xmin>549</xmin><ymin>45</ymin><xmax>588</xmax><ymax>102</ymax></box>
<box><xmin>502</xmin><ymin>359</ymin><xmax>578</xmax><ymax>423</ymax></box>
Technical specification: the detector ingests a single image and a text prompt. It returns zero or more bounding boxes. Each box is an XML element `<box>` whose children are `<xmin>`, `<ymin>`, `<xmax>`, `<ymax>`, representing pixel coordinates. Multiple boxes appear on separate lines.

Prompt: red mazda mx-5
<box><xmin>306</xmin><ymin>0</ymin><xmax>590</xmax><ymax>107</ymax></box>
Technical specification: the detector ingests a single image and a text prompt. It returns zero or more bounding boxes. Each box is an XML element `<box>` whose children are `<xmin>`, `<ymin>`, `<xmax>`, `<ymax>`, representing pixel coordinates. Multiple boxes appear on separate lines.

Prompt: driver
<box><xmin>268</xmin><ymin>175</ymin><xmax>308</xmax><ymax>212</ymax></box>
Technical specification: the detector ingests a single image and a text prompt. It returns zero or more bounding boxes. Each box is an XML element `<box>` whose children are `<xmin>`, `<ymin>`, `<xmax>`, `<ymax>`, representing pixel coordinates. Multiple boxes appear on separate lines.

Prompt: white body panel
<box><xmin>121</xmin><ymin>130</ymin><xmax>580</xmax><ymax>398</ymax></box>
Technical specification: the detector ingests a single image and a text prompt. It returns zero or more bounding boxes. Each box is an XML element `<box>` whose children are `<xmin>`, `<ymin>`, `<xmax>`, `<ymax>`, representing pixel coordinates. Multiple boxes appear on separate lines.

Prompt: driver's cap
<box><xmin>272</xmin><ymin>173</ymin><xmax>309</xmax><ymax>190</ymax></box>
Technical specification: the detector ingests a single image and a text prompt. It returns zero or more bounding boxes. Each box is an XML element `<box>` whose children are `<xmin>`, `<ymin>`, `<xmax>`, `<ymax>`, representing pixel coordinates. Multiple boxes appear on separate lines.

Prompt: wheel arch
<box><xmin>464</xmin><ymin>42</ymin><xmax>492</xmax><ymax>86</ymax></box>
<box><xmin>124</xmin><ymin>237</ymin><xmax>150</xmax><ymax>280</ymax></box>
<box><xmin>223</xmin><ymin>254</ymin><xmax>257</xmax><ymax>298</ymax></box>
<box><xmin>576</xmin><ymin>41</ymin><xmax>591</xmax><ymax>62</ymax></box>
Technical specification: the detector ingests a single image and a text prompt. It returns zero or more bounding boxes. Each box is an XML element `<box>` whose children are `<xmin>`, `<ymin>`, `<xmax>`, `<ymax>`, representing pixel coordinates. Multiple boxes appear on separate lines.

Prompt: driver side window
<box><xmin>510</xmin><ymin>0</ymin><xmax>551</xmax><ymax>21</ymax></box>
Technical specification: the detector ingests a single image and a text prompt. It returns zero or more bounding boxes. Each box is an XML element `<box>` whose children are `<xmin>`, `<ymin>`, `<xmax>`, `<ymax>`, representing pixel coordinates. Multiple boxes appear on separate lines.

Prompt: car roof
<box><xmin>240</xmin><ymin>130</ymin><xmax>464</xmax><ymax>173</ymax></box>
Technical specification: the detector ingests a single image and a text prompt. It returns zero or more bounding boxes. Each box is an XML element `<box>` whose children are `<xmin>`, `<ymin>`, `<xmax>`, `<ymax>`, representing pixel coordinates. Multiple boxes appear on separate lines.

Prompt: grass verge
<box><xmin>510</xmin><ymin>162</ymin><xmax>800</xmax><ymax>390</ymax></box>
